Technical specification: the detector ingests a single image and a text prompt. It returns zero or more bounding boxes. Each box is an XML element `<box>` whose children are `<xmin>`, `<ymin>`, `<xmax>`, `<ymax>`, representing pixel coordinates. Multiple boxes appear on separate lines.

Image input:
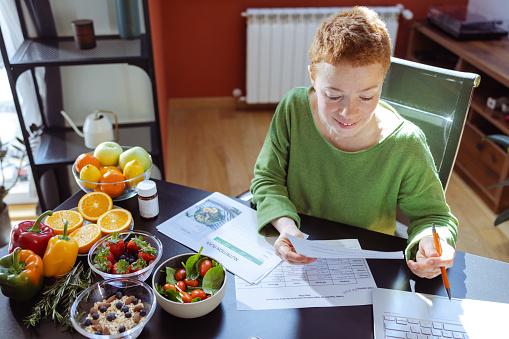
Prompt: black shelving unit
<box><xmin>0</xmin><ymin>0</ymin><xmax>165</xmax><ymax>211</ymax></box>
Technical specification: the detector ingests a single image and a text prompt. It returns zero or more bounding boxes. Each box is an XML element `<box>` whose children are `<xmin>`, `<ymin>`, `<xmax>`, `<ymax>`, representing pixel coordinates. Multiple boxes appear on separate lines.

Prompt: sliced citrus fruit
<box><xmin>69</xmin><ymin>223</ymin><xmax>102</xmax><ymax>254</ymax></box>
<box><xmin>97</xmin><ymin>208</ymin><xmax>132</xmax><ymax>234</ymax></box>
<box><xmin>78</xmin><ymin>191</ymin><xmax>113</xmax><ymax>222</ymax></box>
<box><xmin>44</xmin><ymin>210</ymin><xmax>84</xmax><ymax>235</ymax></box>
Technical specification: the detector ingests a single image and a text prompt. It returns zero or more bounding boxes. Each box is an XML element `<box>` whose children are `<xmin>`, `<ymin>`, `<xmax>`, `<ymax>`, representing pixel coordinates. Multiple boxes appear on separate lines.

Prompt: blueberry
<box><xmin>140</xmin><ymin>309</ymin><xmax>146</xmax><ymax>317</ymax></box>
<box><xmin>129</xmin><ymin>258</ymin><xmax>135</xmax><ymax>264</ymax></box>
<box><xmin>116</xmin><ymin>291</ymin><xmax>123</xmax><ymax>299</ymax></box>
<box><xmin>132</xmin><ymin>297</ymin><xmax>138</xmax><ymax>304</ymax></box>
<box><xmin>106</xmin><ymin>313</ymin><xmax>116</xmax><ymax>322</ymax></box>
<box><xmin>121</xmin><ymin>305</ymin><xmax>129</xmax><ymax>312</ymax></box>
<box><xmin>99</xmin><ymin>306</ymin><xmax>107</xmax><ymax>313</ymax></box>
<box><xmin>125</xmin><ymin>312</ymin><xmax>132</xmax><ymax>318</ymax></box>
<box><xmin>92</xmin><ymin>313</ymin><xmax>99</xmax><ymax>320</ymax></box>
<box><xmin>83</xmin><ymin>318</ymin><xmax>91</xmax><ymax>326</ymax></box>
<box><xmin>116</xmin><ymin>301</ymin><xmax>123</xmax><ymax>309</ymax></box>
<box><xmin>95</xmin><ymin>331</ymin><xmax>102</xmax><ymax>335</ymax></box>
<box><xmin>119</xmin><ymin>326</ymin><xmax>126</xmax><ymax>333</ymax></box>
<box><xmin>119</xmin><ymin>254</ymin><xmax>126</xmax><ymax>260</ymax></box>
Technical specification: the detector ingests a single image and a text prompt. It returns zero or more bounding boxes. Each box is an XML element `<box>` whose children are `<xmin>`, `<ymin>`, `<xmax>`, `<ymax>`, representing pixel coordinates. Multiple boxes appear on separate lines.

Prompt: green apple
<box><xmin>119</xmin><ymin>146</ymin><xmax>151</xmax><ymax>171</ymax></box>
<box><xmin>93</xmin><ymin>141</ymin><xmax>123</xmax><ymax>166</ymax></box>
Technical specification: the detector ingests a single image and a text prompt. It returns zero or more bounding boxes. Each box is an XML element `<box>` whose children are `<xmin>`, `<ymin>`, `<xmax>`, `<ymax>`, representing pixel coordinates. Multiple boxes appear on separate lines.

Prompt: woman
<box><xmin>250</xmin><ymin>7</ymin><xmax>457</xmax><ymax>279</ymax></box>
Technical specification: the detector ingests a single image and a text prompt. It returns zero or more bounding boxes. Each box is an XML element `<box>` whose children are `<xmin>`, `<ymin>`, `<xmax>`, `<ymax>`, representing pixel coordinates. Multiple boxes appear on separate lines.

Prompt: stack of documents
<box><xmin>157</xmin><ymin>192</ymin><xmax>282</xmax><ymax>284</ymax></box>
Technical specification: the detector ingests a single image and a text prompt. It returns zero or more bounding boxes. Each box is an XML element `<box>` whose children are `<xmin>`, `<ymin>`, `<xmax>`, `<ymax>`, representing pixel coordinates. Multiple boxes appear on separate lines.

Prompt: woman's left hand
<box><xmin>407</xmin><ymin>236</ymin><xmax>455</xmax><ymax>279</ymax></box>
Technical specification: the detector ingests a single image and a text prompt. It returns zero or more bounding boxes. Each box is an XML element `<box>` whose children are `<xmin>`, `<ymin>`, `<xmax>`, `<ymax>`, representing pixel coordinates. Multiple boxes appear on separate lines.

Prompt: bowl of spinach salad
<box><xmin>152</xmin><ymin>247</ymin><xmax>227</xmax><ymax>318</ymax></box>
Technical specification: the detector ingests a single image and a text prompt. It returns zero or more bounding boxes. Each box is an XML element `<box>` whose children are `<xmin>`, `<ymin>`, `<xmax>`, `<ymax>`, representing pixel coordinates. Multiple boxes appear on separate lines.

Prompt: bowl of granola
<box><xmin>70</xmin><ymin>278</ymin><xmax>156</xmax><ymax>338</ymax></box>
<box><xmin>88</xmin><ymin>230</ymin><xmax>163</xmax><ymax>282</ymax></box>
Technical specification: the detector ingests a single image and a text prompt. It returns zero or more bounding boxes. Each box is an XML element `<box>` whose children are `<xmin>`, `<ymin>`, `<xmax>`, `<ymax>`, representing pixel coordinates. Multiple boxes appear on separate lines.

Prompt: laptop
<box><xmin>372</xmin><ymin>288</ymin><xmax>509</xmax><ymax>339</ymax></box>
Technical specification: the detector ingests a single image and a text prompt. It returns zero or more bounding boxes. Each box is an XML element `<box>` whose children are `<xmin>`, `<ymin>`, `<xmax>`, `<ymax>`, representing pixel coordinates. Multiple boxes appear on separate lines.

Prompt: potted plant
<box><xmin>484</xmin><ymin>134</ymin><xmax>509</xmax><ymax>225</ymax></box>
<box><xmin>0</xmin><ymin>137</ymin><xmax>26</xmax><ymax>224</ymax></box>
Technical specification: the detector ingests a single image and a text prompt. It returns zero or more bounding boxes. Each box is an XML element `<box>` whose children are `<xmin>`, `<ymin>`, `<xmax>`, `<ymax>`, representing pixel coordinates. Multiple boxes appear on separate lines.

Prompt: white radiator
<box><xmin>243</xmin><ymin>6</ymin><xmax>412</xmax><ymax>104</ymax></box>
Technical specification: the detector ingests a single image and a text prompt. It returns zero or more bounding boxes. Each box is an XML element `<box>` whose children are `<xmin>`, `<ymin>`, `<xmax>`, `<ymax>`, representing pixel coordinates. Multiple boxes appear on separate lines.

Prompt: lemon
<box><xmin>80</xmin><ymin>164</ymin><xmax>101</xmax><ymax>189</ymax></box>
<box><xmin>123</xmin><ymin>159</ymin><xmax>145</xmax><ymax>187</ymax></box>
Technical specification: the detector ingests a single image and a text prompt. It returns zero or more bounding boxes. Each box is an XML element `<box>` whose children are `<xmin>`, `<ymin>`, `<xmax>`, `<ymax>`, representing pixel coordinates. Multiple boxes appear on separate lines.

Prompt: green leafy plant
<box><xmin>0</xmin><ymin>137</ymin><xmax>26</xmax><ymax>212</ymax></box>
<box><xmin>484</xmin><ymin>134</ymin><xmax>509</xmax><ymax>225</ymax></box>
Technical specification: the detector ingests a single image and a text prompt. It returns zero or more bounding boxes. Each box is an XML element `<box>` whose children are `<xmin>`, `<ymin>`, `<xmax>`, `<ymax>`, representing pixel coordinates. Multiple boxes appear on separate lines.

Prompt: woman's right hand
<box><xmin>272</xmin><ymin>217</ymin><xmax>317</xmax><ymax>265</ymax></box>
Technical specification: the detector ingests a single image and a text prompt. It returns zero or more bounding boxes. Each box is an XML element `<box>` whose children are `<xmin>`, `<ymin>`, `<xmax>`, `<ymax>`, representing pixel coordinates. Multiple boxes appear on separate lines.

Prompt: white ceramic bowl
<box><xmin>72</xmin><ymin>147</ymin><xmax>152</xmax><ymax>201</ymax></box>
<box><xmin>152</xmin><ymin>253</ymin><xmax>227</xmax><ymax>318</ymax></box>
<box><xmin>88</xmin><ymin>230</ymin><xmax>163</xmax><ymax>282</ymax></box>
<box><xmin>70</xmin><ymin>278</ymin><xmax>156</xmax><ymax>339</ymax></box>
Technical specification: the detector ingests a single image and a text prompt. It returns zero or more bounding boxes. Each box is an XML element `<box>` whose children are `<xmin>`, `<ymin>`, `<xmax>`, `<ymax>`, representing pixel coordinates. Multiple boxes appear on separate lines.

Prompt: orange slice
<box><xmin>69</xmin><ymin>223</ymin><xmax>102</xmax><ymax>254</ymax></box>
<box><xmin>97</xmin><ymin>208</ymin><xmax>132</xmax><ymax>234</ymax></box>
<box><xmin>78</xmin><ymin>191</ymin><xmax>113</xmax><ymax>222</ymax></box>
<box><xmin>44</xmin><ymin>210</ymin><xmax>84</xmax><ymax>235</ymax></box>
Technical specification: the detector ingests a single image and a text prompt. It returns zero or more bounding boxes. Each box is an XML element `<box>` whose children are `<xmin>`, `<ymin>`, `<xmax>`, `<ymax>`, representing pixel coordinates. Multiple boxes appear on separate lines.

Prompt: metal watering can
<box><xmin>60</xmin><ymin>109</ymin><xmax>119</xmax><ymax>149</ymax></box>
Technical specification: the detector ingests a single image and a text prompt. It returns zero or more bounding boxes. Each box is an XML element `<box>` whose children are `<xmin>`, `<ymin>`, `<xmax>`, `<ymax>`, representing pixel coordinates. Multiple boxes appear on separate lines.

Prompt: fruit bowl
<box><xmin>88</xmin><ymin>230</ymin><xmax>163</xmax><ymax>282</ymax></box>
<box><xmin>152</xmin><ymin>253</ymin><xmax>227</xmax><ymax>318</ymax></box>
<box><xmin>72</xmin><ymin>146</ymin><xmax>152</xmax><ymax>201</ymax></box>
<box><xmin>70</xmin><ymin>278</ymin><xmax>156</xmax><ymax>338</ymax></box>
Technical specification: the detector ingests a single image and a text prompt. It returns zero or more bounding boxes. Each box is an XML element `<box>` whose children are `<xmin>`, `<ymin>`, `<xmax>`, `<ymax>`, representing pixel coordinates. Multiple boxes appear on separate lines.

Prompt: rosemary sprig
<box><xmin>24</xmin><ymin>262</ymin><xmax>94</xmax><ymax>332</ymax></box>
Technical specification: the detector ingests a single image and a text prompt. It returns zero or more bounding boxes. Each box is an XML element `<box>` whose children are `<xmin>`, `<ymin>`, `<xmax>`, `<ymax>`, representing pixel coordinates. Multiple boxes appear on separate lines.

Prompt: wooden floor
<box><xmin>166</xmin><ymin>98</ymin><xmax>509</xmax><ymax>263</ymax></box>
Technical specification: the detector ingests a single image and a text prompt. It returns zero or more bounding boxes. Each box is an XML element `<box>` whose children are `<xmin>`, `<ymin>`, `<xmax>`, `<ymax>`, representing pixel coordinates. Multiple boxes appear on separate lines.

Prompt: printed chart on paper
<box><xmin>236</xmin><ymin>239</ymin><xmax>377</xmax><ymax>310</ymax></box>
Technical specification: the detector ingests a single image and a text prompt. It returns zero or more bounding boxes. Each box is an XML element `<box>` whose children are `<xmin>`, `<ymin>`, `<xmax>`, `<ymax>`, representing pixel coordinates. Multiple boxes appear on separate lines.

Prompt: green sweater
<box><xmin>250</xmin><ymin>87</ymin><xmax>458</xmax><ymax>260</ymax></box>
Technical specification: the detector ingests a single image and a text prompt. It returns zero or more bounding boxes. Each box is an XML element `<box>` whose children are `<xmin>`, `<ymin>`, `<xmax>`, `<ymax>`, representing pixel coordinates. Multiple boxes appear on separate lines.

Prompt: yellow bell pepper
<box><xmin>43</xmin><ymin>220</ymin><xmax>79</xmax><ymax>278</ymax></box>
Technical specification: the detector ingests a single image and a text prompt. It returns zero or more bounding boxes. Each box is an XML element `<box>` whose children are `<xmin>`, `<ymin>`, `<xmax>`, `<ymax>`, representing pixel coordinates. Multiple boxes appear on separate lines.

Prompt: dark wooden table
<box><xmin>1</xmin><ymin>179</ymin><xmax>508</xmax><ymax>338</ymax></box>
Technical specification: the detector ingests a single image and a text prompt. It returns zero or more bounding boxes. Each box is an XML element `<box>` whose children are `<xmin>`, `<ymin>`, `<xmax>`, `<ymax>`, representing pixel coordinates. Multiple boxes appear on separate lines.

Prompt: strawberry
<box><xmin>138</xmin><ymin>244</ymin><xmax>157</xmax><ymax>263</ymax></box>
<box><xmin>93</xmin><ymin>251</ymin><xmax>114</xmax><ymax>273</ymax></box>
<box><xmin>112</xmin><ymin>259</ymin><xmax>132</xmax><ymax>274</ymax></box>
<box><xmin>94</xmin><ymin>247</ymin><xmax>115</xmax><ymax>266</ymax></box>
<box><xmin>126</xmin><ymin>235</ymin><xmax>147</xmax><ymax>254</ymax></box>
<box><xmin>106</xmin><ymin>232</ymin><xmax>125</xmax><ymax>260</ymax></box>
<box><xmin>130</xmin><ymin>258</ymin><xmax>147</xmax><ymax>272</ymax></box>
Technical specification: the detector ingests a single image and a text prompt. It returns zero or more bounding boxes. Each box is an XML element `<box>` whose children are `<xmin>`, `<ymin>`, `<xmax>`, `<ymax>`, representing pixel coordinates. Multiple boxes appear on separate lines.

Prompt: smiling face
<box><xmin>309</xmin><ymin>61</ymin><xmax>386</xmax><ymax>148</ymax></box>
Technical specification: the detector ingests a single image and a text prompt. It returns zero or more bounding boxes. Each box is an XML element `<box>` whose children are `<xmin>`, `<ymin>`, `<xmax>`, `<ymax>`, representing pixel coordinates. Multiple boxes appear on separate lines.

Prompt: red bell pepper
<box><xmin>8</xmin><ymin>210</ymin><xmax>55</xmax><ymax>258</ymax></box>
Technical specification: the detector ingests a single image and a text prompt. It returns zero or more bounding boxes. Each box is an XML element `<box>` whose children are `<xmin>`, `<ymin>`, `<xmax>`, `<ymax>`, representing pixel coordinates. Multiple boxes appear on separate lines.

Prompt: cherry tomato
<box><xmin>176</xmin><ymin>281</ymin><xmax>186</xmax><ymax>292</ymax></box>
<box><xmin>175</xmin><ymin>268</ymin><xmax>186</xmax><ymax>281</ymax></box>
<box><xmin>200</xmin><ymin>260</ymin><xmax>212</xmax><ymax>277</ymax></box>
<box><xmin>163</xmin><ymin>283</ymin><xmax>176</xmax><ymax>291</ymax></box>
<box><xmin>184</xmin><ymin>278</ymin><xmax>199</xmax><ymax>287</ymax></box>
<box><xmin>191</xmin><ymin>289</ymin><xmax>207</xmax><ymax>300</ymax></box>
<box><xmin>180</xmin><ymin>291</ymin><xmax>192</xmax><ymax>303</ymax></box>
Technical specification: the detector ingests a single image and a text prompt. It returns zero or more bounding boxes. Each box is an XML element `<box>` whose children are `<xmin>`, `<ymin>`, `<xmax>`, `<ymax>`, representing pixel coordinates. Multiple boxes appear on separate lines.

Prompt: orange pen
<box><xmin>431</xmin><ymin>223</ymin><xmax>451</xmax><ymax>301</ymax></box>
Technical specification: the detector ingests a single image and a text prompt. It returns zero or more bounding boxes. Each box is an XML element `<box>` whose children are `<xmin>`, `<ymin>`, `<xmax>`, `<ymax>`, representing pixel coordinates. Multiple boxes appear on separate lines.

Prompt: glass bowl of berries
<box><xmin>88</xmin><ymin>230</ymin><xmax>163</xmax><ymax>282</ymax></box>
<box><xmin>70</xmin><ymin>277</ymin><xmax>156</xmax><ymax>338</ymax></box>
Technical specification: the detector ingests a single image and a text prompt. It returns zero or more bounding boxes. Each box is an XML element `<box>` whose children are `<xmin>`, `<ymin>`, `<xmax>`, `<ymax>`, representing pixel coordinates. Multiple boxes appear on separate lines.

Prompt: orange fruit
<box><xmin>99</xmin><ymin>166</ymin><xmax>123</xmax><ymax>177</ymax></box>
<box><xmin>44</xmin><ymin>210</ymin><xmax>84</xmax><ymax>235</ymax></box>
<box><xmin>75</xmin><ymin>153</ymin><xmax>100</xmax><ymax>172</ymax></box>
<box><xmin>80</xmin><ymin>164</ymin><xmax>101</xmax><ymax>189</ymax></box>
<box><xmin>97</xmin><ymin>208</ymin><xmax>132</xmax><ymax>234</ymax></box>
<box><xmin>69</xmin><ymin>223</ymin><xmax>102</xmax><ymax>254</ymax></box>
<box><xmin>78</xmin><ymin>191</ymin><xmax>113</xmax><ymax>222</ymax></box>
<box><xmin>100</xmin><ymin>170</ymin><xmax>126</xmax><ymax>198</ymax></box>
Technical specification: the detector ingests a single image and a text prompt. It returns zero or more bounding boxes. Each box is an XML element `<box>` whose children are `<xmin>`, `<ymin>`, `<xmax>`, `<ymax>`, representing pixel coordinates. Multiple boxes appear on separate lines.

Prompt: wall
<box><xmin>149</xmin><ymin>0</ymin><xmax>468</xmax><ymax>101</ymax></box>
<box><xmin>468</xmin><ymin>0</ymin><xmax>509</xmax><ymax>30</ymax></box>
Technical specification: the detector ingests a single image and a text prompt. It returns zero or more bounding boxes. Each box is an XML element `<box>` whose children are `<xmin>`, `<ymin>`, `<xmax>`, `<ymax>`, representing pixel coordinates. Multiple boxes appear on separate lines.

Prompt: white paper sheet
<box><xmin>156</xmin><ymin>192</ymin><xmax>281</xmax><ymax>284</ymax></box>
<box><xmin>236</xmin><ymin>239</ymin><xmax>377</xmax><ymax>310</ymax></box>
<box><xmin>287</xmin><ymin>234</ymin><xmax>404</xmax><ymax>259</ymax></box>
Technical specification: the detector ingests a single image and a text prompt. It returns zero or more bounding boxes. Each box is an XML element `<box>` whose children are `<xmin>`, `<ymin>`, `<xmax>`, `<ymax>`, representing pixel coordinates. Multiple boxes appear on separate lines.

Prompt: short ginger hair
<box><xmin>309</xmin><ymin>6</ymin><xmax>392</xmax><ymax>75</ymax></box>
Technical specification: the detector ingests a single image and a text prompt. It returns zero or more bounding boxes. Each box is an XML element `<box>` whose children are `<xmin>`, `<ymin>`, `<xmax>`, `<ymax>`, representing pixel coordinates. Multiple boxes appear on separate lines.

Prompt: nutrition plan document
<box><xmin>236</xmin><ymin>239</ymin><xmax>377</xmax><ymax>311</ymax></box>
